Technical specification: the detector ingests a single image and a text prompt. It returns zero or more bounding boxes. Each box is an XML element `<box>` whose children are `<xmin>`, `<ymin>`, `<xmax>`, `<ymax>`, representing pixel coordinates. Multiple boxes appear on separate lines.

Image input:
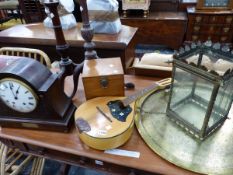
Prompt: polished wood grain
<box><xmin>0</xmin><ymin>23</ymin><xmax>136</xmax><ymax>48</ymax></box>
<box><xmin>121</xmin><ymin>12</ymin><xmax>187</xmax><ymax>49</ymax></box>
<box><xmin>0</xmin><ymin>23</ymin><xmax>137</xmax><ymax>71</ymax></box>
<box><xmin>82</xmin><ymin>58</ymin><xmax>124</xmax><ymax>99</ymax></box>
<box><xmin>0</xmin><ymin>55</ymin><xmax>19</xmax><ymax>68</ymax></box>
<box><xmin>0</xmin><ymin>75</ymin><xmax>200</xmax><ymax>175</ymax></box>
<box><xmin>82</xmin><ymin>58</ymin><xmax>124</xmax><ymax>77</ymax></box>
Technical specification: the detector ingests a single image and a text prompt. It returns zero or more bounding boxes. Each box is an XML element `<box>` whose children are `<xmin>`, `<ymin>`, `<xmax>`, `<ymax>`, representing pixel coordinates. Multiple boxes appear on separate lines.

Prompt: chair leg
<box><xmin>30</xmin><ymin>157</ymin><xmax>45</xmax><ymax>175</ymax></box>
<box><xmin>0</xmin><ymin>144</ymin><xmax>7</xmax><ymax>175</ymax></box>
<box><xmin>0</xmin><ymin>143</ymin><xmax>35</xmax><ymax>175</ymax></box>
<box><xmin>10</xmin><ymin>155</ymin><xmax>33</xmax><ymax>175</ymax></box>
<box><xmin>10</xmin><ymin>10</ymin><xmax>17</xmax><ymax>21</ymax></box>
<box><xmin>58</xmin><ymin>163</ymin><xmax>71</xmax><ymax>175</ymax></box>
<box><xmin>17</xmin><ymin>6</ymin><xmax>23</xmax><ymax>24</ymax></box>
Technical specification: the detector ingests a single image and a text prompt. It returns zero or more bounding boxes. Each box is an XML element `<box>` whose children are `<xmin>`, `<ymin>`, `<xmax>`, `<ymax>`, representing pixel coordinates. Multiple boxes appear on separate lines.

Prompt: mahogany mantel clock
<box><xmin>0</xmin><ymin>57</ymin><xmax>82</xmax><ymax>131</ymax></box>
<box><xmin>0</xmin><ymin>0</ymin><xmax>83</xmax><ymax>131</ymax></box>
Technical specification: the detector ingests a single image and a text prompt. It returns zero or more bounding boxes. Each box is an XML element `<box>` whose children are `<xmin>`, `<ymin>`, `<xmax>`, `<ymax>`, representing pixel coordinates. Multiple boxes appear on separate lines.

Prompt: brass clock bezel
<box><xmin>196</xmin><ymin>0</ymin><xmax>233</xmax><ymax>10</ymax></box>
<box><xmin>0</xmin><ymin>77</ymin><xmax>39</xmax><ymax>113</ymax></box>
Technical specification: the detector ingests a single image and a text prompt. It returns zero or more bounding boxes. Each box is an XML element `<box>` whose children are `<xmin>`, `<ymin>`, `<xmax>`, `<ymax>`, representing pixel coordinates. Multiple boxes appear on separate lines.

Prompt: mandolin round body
<box><xmin>75</xmin><ymin>97</ymin><xmax>135</xmax><ymax>150</ymax></box>
<box><xmin>79</xmin><ymin>120</ymin><xmax>134</xmax><ymax>150</ymax></box>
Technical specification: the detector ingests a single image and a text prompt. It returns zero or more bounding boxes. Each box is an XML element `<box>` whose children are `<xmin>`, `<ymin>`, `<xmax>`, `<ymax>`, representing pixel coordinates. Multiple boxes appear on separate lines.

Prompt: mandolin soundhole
<box><xmin>107</xmin><ymin>100</ymin><xmax>132</xmax><ymax>122</ymax></box>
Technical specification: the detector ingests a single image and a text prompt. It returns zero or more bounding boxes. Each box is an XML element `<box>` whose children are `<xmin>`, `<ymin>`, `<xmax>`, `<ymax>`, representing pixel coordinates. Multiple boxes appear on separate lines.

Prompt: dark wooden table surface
<box><xmin>0</xmin><ymin>23</ymin><xmax>137</xmax><ymax>71</ymax></box>
<box><xmin>0</xmin><ymin>74</ymin><xmax>200</xmax><ymax>175</ymax></box>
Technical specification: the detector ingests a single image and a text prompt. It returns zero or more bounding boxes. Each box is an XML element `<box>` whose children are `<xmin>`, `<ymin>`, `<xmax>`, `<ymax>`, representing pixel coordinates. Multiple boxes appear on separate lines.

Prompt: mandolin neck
<box><xmin>122</xmin><ymin>83</ymin><xmax>159</xmax><ymax>107</ymax></box>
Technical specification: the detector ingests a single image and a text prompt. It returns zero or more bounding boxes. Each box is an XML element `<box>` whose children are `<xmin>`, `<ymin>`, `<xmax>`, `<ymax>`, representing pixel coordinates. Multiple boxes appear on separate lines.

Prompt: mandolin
<box><xmin>75</xmin><ymin>78</ymin><xmax>171</xmax><ymax>150</ymax></box>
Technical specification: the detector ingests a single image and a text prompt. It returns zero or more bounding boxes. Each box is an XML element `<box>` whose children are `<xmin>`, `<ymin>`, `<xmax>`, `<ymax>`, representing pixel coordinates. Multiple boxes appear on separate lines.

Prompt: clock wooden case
<box><xmin>0</xmin><ymin>1</ymin><xmax>84</xmax><ymax>132</ymax></box>
<box><xmin>0</xmin><ymin>57</ymin><xmax>78</xmax><ymax>131</ymax></box>
<box><xmin>196</xmin><ymin>0</ymin><xmax>233</xmax><ymax>11</ymax></box>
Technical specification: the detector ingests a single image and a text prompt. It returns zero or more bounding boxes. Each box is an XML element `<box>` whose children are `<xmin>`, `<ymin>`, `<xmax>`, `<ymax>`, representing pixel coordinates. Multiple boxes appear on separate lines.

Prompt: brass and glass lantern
<box><xmin>167</xmin><ymin>41</ymin><xmax>233</xmax><ymax>140</ymax></box>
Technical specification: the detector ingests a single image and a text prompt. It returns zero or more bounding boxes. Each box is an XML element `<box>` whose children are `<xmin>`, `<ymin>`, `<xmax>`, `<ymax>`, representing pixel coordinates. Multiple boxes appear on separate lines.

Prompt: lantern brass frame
<box><xmin>166</xmin><ymin>42</ymin><xmax>233</xmax><ymax>140</ymax></box>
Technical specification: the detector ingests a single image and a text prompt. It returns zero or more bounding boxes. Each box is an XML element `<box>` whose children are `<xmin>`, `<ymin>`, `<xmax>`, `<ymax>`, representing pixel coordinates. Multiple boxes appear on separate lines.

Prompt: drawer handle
<box><xmin>192</xmin><ymin>35</ymin><xmax>198</xmax><ymax>41</ymax></box>
<box><xmin>195</xmin><ymin>16</ymin><xmax>202</xmax><ymax>23</ymax></box>
<box><xmin>226</xmin><ymin>17</ymin><xmax>232</xmax><ymax>23</ymax></box>
<box><xmin>221</xmin><ymin>36</ymin><xmax>227</xmax><ymax>41</ymax></box>
<box><xmin>211</xmin><ymin>17</ymin><xmax>216</xmax><ymax>22</ymax></box>
<box><xmin>194</xmin><ymin>26</ymin><xmax>200</xmax><ymax>31</ymax></box>
<box><xmin>223</xmin><ymin>27</ymin><xmax>230</xmax><ymax>33</ymax></box>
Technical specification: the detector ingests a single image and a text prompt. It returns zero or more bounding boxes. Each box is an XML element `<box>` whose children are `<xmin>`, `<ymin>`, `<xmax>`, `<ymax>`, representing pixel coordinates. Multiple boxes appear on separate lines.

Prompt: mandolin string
<box><xmin>140</xmin><ymin>109</ymin><xmax>165</xmax><ymax>115</ymax></box>
<box><xmin>96</xmin><ymin>106</ymin><xmax>113</xmax><ymax>122</ymax></box>
<box><xmin>136</xmin><ymin>86</ymin><xmax>171</xmax><ymax>117</ymax></box>
<box><xmin>122</xmin><ymin>83</ymin><xmax>160</xmax><ymax>106</ymax></box>
<box><xmin>122</xmin><ymin>78</ymin><xmax>171</xmax><ymax>107</ymax></box>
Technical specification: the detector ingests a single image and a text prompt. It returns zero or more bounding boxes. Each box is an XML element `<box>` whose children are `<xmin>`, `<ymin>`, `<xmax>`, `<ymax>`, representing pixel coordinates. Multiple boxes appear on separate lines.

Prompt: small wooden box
<box><xmin>82</xmin><ymin>57</ymin><xmax>125</xmax><ymax>100</ymax></box>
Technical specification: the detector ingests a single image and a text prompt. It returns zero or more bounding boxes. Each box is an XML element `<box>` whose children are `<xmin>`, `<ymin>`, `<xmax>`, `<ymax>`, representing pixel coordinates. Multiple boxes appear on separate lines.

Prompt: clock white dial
<box><xmin>0</xmin><ymin>78</ymin><xmax>38</xmax><ymax>113</ymax></box>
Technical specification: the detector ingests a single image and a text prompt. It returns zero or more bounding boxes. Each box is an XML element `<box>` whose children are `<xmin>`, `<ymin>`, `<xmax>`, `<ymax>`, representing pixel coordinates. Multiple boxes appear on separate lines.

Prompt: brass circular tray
<box><xmin>135</xmin><ymin>88</ymin><xmax>233</xmax><ymax>175</ymax></box>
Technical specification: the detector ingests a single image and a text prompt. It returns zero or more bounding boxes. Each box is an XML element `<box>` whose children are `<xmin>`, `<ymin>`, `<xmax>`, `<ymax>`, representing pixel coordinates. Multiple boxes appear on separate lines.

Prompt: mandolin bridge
<box><xmin>107</xmin><ymin>100</ymin><xmax>132</xmax><ymax>122</ymax></box>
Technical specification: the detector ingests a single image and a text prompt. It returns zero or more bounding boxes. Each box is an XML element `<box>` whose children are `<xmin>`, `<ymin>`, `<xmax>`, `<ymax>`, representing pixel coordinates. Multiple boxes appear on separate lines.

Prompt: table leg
<box><xmin>59</xmin><ymin>163</ymin><xmax>71</xmax><ymax>175</ymax></box>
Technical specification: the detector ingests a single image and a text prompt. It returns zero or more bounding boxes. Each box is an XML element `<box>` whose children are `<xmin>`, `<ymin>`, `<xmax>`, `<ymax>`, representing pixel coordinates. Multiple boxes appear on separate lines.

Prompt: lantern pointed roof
<box><xmin>174</xmin><ymin>41</ymin><xmax>233</xmax><ymax>79</ymax></box>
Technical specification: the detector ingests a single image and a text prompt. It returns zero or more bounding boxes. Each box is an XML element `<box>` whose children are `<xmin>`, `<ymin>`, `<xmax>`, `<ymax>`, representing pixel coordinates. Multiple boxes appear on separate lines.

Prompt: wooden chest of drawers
<box><xmin>185</xmin><ymin>7</ymin><xmax>233</xmax><ymax>43</ymax></box>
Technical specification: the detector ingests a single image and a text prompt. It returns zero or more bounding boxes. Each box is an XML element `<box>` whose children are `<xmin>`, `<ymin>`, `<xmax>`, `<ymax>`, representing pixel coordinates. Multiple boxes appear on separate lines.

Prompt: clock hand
<box><xmin>15</xmin><ymin>85</ymin><xmax>20</xmax><ymax>97</ymax></box>
<box><xmin>9</xmin><ymin>82</ymin><xmax>13</xmax><ymax>88</ymax></box>
<box><xmin>9</xmin><ymin>82</ymin><xmax>17</xmax><ymax>100</ymax></box>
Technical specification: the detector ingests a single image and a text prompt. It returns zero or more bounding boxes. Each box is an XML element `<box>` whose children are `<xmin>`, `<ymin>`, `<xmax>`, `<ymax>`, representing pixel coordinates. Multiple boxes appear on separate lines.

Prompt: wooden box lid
<box><xmin>82</xmin><ymin>57</ymin><xmax>124</xmax><ymax>77</ymax></box>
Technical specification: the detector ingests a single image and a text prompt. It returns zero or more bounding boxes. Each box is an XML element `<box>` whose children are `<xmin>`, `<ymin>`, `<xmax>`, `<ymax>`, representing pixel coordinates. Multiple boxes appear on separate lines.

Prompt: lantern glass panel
<box><xmin>170</xmin><ymin>67</ymin><xmax>214</xmax><ymax>131</ymax></box>
<box><xmin>207</xmin><ymin>78</ymin><xmax>233</xmax><ymax>132</ymax></box>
